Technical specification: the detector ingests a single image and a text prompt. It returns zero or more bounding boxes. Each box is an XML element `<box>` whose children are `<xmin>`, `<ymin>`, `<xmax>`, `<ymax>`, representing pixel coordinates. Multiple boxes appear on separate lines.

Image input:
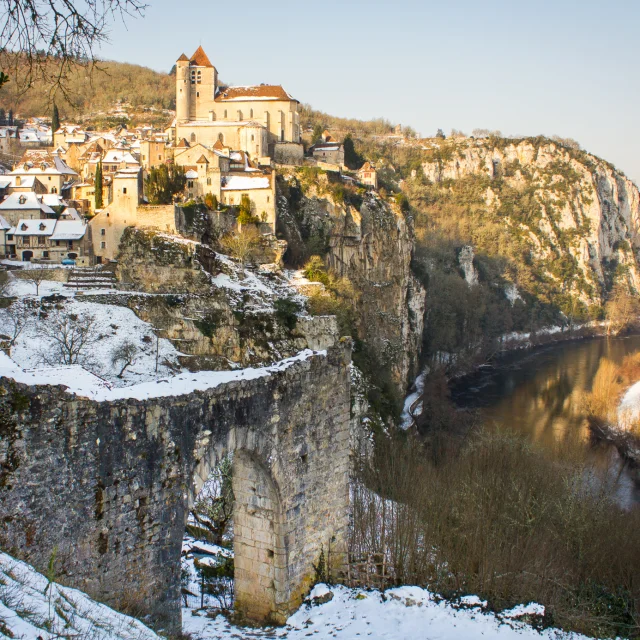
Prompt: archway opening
<box><xmin>22</xmin><ymin>250</ymin><xmax>33</xmax><ymax>261</ymax></box>
<box><xmin>182</xmin><ymin>449</ymin><xmax>287</xmax><ymax>624</ymax></box>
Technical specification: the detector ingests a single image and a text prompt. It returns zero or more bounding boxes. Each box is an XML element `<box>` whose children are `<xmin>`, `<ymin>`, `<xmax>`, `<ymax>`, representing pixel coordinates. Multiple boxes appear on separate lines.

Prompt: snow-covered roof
<box><xmin>221</xmin><ymin>175</ymin><xmax>270</xmax><ymax>191</ymax></box>
<box><xmin>215</xmin><ymin>85</ymin><xmax>296</xmax><ymax>102</ymax></box>
<box><xmin>314</xmin><ymin>146</ymin><xmax>341</xmax><ymax>152</ymax></box>
<box><xmin>0</xmin><ymin>215</ymin><xmax>12</xmax><ymax>230</ymax></box>
<box><xmin>14</xmin><ymin>219</ymin><xmax>57</xmax><ymax>236</ymax></box>
<box><xmin>102</xmin><ymin>149</ymin><xmax>140</xmax><ymax>165</ymax></box>
<box><xmin>50</xmin><ymin>220</ymin><xmax>87</xmax><ymax>240</ymax></box>
<box><xmin>41</xmin><ymin>193</ymin><xmax>66</xmax><ymax>208</ymax></box>
<box><xmin>60</xmin><ymin>207</ymin><xmax>82</xmax><ymax>220</ymax></box>
<box><xmin>0</xmin><ymin>179</ymin><xmax>10</xmax><ymax>189</ymax></box>
<box><xmin>185</xmin><ymin>170</ymin><xmax>198</xmax><ymax>179</ymax></box>
<box><xmin>0</xmin><ymin>192</ymin><xmax>54</xmax><ymax>213</ymax></box>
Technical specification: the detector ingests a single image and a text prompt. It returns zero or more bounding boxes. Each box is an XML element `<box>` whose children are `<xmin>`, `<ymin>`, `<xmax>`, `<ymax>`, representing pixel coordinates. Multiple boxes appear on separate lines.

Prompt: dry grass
<box><xmin>351</xmin><ymin>428</ymin><xmax>640</xmax><ymax>638</ymax></box>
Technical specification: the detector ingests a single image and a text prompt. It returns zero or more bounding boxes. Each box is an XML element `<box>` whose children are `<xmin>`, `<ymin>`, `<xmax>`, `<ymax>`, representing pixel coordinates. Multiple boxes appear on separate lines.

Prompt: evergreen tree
<box><xmin>94</xmin><ymin>161</ymin><xmax>104</xmax><ymax>210</ymax></box>
<box><xmin>51</xmin><ymin>103</ymin><xmax>60</xmax><ymax>132</ymax></box>
<box><xmin>8</xmin><ymin>109</ymin><xmax>14</xmax><ymax>125</ymax></box>
<box><xmin>145</xmin><ymin>164</ymin><xmax>186</xmax><ymax>204</ymax></box>
<box><xmin>311</xmin><ymin>124</ymin><xmax>323</xmax><ymax>145</ymax></box>
<box><xmin>435</xmin><ymin>128</ymin><xmax>446</xmax><ymax>139</ymax></box>
<box><xmin>0</xmin><ymin>108</ymin><xmax>5</xmax><ymax>124</ymax></box>
<box><xmin>343</xmin><ymin>134</ymin><xmax>363</xmax><ymax>170</ymax></box>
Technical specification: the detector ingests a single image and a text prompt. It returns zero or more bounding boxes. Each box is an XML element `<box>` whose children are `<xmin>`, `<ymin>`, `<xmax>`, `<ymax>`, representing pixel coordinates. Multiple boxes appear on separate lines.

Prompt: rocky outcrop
<box><xmin>278</xmin><ymin>174</ymin><xmax>426</xmax><ymax>394</ymax></box>
<box><xmin>458</xmin><ymin>245</ymin><xmax>479</xmax><ymax>286</ymax></box>
<box><xmin>113</xmin><ymin>228</ymin><xmax>339</xmax><ymax>371</ymax></box>
<box><xmin>422</xmin><ymin>138</ymin><xmax>640</xmax><ymax>304</ymax></box>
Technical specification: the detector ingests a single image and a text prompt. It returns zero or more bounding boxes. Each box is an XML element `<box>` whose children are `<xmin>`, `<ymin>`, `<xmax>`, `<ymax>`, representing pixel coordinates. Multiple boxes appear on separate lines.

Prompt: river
<box><xmin>450</xmin><ymin>335</ymin><xmax>640</xmax><ymax>509</ymax></box>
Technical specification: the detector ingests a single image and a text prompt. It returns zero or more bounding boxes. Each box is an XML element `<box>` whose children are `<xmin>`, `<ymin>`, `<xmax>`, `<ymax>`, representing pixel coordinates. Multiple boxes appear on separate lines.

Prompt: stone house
<box><xmin>139</xmin><ymin>139</ymin><xmax>169</xmax><ymax>171</ymax></box>
<box><xmin>9</xmin><ymin>150</ymin><xmax>78</xmax><ymax>195</ymax></box>
<box><xmin>220</xmin><ymin>172</ymin><xmax>277</xmax><ymax>230</ymax></box>
<box><xmin>357</xmin><ymin>162</ymin><xmax>378</xmax><ymax>189</ymax></box>
<box><xmin>310</xmin><ymin>142</ymin><xmax>345</xmax><ymax>167</ymax></box>
<box><xmin>0</xmin><ymin>192</ymin><xmax>55</xmax><ymax>226</ymax></box>
<box><xmin>13</xmin><ymin>218</ymin><xmax>89</xmax><ymax>263</ymax></box>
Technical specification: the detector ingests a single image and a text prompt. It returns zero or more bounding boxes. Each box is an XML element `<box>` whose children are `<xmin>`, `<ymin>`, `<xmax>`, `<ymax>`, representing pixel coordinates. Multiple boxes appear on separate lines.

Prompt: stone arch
<box><xmin>189</xmin><ymin>430</ymin><xmax>289</xmax><ymax>623</ymax></box>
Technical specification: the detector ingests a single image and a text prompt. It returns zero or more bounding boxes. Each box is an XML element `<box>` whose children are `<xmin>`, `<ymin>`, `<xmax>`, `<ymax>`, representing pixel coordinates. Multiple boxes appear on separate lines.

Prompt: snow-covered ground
<box><xmin>183</xmin><ymin>583</ymin><xmax>589</xmax><ymax>640</ymax></box>
<box><xmin>0</xmin><ymin>552</ymin><xmax>160</xmax><ymax>639</ymax></box>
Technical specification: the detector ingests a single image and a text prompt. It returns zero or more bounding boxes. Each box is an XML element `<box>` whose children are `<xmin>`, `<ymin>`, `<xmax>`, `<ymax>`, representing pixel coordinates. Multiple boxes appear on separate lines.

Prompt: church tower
<box><xmin>175</xmin><ymin>53</ymin><xmax>190</xmax><ymax>123</ymax></box>
<box><xmin>175</xmin><ymin>47</ymin><xmax>218</xmax><ymax>123</ymax></box>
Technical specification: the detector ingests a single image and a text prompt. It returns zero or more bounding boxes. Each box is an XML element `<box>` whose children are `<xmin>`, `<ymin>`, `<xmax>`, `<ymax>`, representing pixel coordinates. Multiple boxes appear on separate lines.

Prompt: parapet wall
<box><xmin>0</xmin><ymin>343</ymin><xmax>352</xmax><ymax>631</ymax></box>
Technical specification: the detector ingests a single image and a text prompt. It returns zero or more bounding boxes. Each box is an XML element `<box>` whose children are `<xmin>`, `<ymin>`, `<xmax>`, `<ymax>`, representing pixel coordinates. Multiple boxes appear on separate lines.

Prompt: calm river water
<box><xmin>450</xmin><ymin>335</ymin><xmax>640</xmax><ymax>509</ymax></box>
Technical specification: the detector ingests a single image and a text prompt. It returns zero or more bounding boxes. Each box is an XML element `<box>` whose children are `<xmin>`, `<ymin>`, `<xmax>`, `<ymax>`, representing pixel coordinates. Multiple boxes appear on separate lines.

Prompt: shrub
<box><xmin>274</xmin><ymin>297</ymin><xmax>301</xmax><ymax>331</ymax></box>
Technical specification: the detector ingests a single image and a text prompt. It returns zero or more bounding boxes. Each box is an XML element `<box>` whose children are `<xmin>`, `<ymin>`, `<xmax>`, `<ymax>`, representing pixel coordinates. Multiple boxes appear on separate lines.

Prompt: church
<box><xmin>172</xmin><ymin>47</ymin><xmax>303</xmax><ymax>164</ymax></box>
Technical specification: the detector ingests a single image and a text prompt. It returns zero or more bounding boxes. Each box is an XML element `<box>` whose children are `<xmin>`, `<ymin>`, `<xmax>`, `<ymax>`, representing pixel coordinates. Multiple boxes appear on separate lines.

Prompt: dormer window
<box><xmin>39</xmin><ymin>223</ymin><xmax>45</xmax><ymax>231</ymax></box>
<box><xmin>20</xmin><ymin>223</ymin><xmax>27</xmax><ymax>231</ymax></box>
<box><xmin>18</xmin><ymin>195</ymin><xmax>26</xmax><ymax>204</ymax></box>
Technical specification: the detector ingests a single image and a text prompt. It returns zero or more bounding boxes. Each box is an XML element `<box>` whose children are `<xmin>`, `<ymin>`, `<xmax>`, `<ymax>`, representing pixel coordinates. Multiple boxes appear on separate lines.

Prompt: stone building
<box><xmin>8</xmin><ymin>150</ymin><xmax>78</xmax><ymax>195</ymax></box>
<box><xmin>310</xmin><ymin>141</ymin><xmax>345</xmax><ymax>167</ymax></box>
<box><xmin>173</xmin><ymin>47</ymin><xmax>302</xmax><ymax>162</ymax></box>
<box><xmin>13</xmin><ymin>218</ymin><xmax>89</xmax><ymax>263</ymax></box>
<box><xmin>357</xmin><ymin>161</ymin><xmax>378</xmax><ymax>189</ymax></box>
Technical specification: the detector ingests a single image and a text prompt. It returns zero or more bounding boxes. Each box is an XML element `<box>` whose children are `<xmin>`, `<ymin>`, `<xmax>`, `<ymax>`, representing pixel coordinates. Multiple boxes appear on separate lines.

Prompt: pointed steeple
<box><xmin>190</xmin><ymin>46</ymin><xmax>214</xmax><ymax>68</ymax></box>
<box><xmin>177</xmin><ymin>53</ymin><xmax>189</xmax><ymax>62</ymax></box>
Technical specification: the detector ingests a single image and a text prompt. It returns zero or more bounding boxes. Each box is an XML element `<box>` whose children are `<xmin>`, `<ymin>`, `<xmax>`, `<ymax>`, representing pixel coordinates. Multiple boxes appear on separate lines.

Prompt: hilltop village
<box><xmin>0</xmin><ymin>47</ymin><xmax>378</xmax><ymax>265</ymax></box>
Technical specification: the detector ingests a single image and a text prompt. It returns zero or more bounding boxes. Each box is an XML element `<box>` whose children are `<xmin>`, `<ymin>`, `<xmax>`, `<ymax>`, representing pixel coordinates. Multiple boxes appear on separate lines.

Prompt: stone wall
<box><xmin>0</xmin><ymin>343</ymin><xmax>352</xmax><ymax>632</ymax></box>
<box><xmin>136</xmin><ymin>204</ymin><xmax>177</xmax><ymax>233</ymax></box>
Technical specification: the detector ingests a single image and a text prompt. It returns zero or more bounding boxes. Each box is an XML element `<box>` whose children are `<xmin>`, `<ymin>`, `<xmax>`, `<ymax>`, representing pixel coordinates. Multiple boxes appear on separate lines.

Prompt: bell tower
<box><xmin>175</xmin><ymin>53</ymin><xmax>190</xmax><ymax>123</ymax></box>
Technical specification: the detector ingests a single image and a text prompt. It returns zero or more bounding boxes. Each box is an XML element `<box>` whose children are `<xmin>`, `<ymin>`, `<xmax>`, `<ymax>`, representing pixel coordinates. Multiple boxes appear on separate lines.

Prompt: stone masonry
<box><xmin>0</xmin><ymin>343</ymin><xmax>352</xmax><ymax>632</ymax></box>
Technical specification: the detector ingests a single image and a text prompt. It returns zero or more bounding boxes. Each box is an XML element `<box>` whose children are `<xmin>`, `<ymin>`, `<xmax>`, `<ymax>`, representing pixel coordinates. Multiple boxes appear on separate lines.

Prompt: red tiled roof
<box><xmin>190</xmin><ymin>46</ymin><xmax>214</xmax><ymax>68</ymax></box>
<box><xmin>215</xmin><ymin>85</ymin><xmax>296</xmax><ymax>102</ymax></box>
<box><xmin>176</xmin><ymin>138</ymin><xmax>190</xmax><ymax>148</ymax></box>
<box><xmin>196</xmin><ymin>155</ymin><xmax>209</xmax><ymax>164</ymax></box>
<box><xmin>177</xmin><ymin>53</ymin><xmax>189</xmax><ymax>62</ymax></box>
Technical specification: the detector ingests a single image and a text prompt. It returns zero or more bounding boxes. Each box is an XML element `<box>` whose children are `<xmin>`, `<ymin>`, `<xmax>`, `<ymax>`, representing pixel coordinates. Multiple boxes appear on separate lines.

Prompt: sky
<box><xmin>100</xmin><ymin>0</ymin><xmax>640</xmax><ymax>182</ymax></box>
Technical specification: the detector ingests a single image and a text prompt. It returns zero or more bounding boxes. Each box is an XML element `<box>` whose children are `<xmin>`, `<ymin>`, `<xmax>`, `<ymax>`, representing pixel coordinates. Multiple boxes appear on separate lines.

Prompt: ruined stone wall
<box><xmin>0</xmin><ymin>344</ymin><xmax>352</xmax><ymax>631</ymax></box>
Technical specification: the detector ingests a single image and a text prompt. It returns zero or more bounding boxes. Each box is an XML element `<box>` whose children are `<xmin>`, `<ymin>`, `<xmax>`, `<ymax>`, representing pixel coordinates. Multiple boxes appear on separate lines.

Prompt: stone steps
<box><xmin>64</xmin><ymin>268</ymin><xmax>118</xmax><ymax>290</ymax></box>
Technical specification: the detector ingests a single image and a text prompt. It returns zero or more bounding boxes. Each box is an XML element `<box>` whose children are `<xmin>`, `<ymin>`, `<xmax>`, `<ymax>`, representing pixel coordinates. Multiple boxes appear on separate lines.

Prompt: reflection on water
<box><xmin>451</xmin><ymin>335</ymin><xmax>640</xmax><ymax>508</ymax></box>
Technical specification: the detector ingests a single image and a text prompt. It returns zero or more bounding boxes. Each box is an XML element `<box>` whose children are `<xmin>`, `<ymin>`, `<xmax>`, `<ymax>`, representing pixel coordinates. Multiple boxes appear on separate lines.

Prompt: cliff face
<box><xmin>422</xmin><ymin>138</ymin><xmax>640</xmax><ymax>304</ymax></box>
<box><xmin>278</xmin><ymin>175</ymin><xmax>425</xmax><ymax>394</ymax></box>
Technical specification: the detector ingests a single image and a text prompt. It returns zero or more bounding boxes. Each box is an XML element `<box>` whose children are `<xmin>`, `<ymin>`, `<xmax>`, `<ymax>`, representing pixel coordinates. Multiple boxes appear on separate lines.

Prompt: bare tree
<box><xmin>0</xmin><ymin>270</ymin><xmax>11</xmax><ymax>298</ymax></box>
<box><xmin>190</xmin><ymin>456</ymin><xmax>234</xmax><ymax>546</ymax></box>
<box><xmin>606</xmin><ymin>284</ymin><xmax>640</xmax><ymax>336</ymax></box>
<box><xmin>0</xmin><ymin>0</ymin><xmax>145</xmax><ymax>97</ymax></box>
<box><xmin>111</xmin><ymin>339</ymin><xmax>137</xmax><ymax>377</ymax></box>
<box><xmin>219</xmin><ymin>226</ymin><xmax>261</xmax><ymax>276</ymax></box>
<box><xmin>21</xmin><ymin>267</ymin><xmax>47</xmax><ymax>296</ymax></box>
<box><xmin>3</xmin><ymin>301</ymin><xmax>31</xmax><ymax>355</ymax></box>
<box><xmin>40</xmin><ymin>311</ymin><xmax>99</xmax><ymax>365</ymax></box>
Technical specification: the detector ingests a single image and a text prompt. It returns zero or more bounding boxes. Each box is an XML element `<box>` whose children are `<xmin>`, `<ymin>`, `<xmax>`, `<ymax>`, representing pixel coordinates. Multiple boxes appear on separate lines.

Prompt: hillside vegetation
<box><xmin>0</xmin><ymin>57</ymin><xmax>175</xmax><ymax>120</ymax></box>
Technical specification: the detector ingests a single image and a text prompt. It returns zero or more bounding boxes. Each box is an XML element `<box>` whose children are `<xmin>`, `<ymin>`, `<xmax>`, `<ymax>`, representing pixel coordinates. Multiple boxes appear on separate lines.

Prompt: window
<box><xmin>43</xmin><ymin>251</ymin><xmax>49</xmax><ymax>258</ymax></box>
<box><xmin>101</xmin><ymin>241</ymin><xmax>106</xmax><ymax>249</ymax></box>
<box><xmin>55</xmin><ymin>240</ymin><xmax>60</xmax><ymax>246</ymax></box>
<box><xmin>280</xmin><ymin>129</ymin><xmax>285</xmax><ymax>142</ymax></box>
<box><xmin>224</xmin><ymin>110</ymin><xmax>227</xmax><ymax>118</ymax></box>
<box><xmin>18</xmin><ymin>195</ymin><xmax>26</xmax><ymax>205</ymax></box>
<box><xmin>39</xmin><ymin>223</ymin><xmax>45</xmax><ymax>231</ymax></box>
<box><xmin>51</xmin><ymin>187</ymin><xmax>57</xmax><ymax>194</ymax></box>
<box><xmin>196</xmin><ymin>92</ymin><xmax>200</xmax><ymax>98</ymax></box>
<box><xmin>188</xmin><ymin>181</ymin><xmax>194</xmax><ymax>188</ymax></box>
<box><xmin>190</xmin><ymin>133</ymin><xmax>196</xmax><ymax>143</ymax></box>
<box><xmin>68</xmin><ymin>241</ymin><xmax>73</xmax><ymax>248</ymax></box>
<box><xmin>48</xmin><ymin>176</ymin><xmax>51</xmax><ymax>181</ymax></box>
<box><xmin>267</xmin><ymin>196</ymin><xmax>270</xmax><ymax>203</ymax></box>
<box><xmin>218</xmin><ymin>133</ymin><xmax>224</xmax><ymax>144</ymax></box>
<box><xmin>250</xmin><ymin>109</ymin><xmax>253</xmax><ymax>118</ymax></box>
<box><xmin>122</xmin><ymin>188</ymin><xmax>127</xmax><ymax>194</ymax></box>
<box><xmin>251</xmin><ymin>135</ymin><xmax>254</xmax><ymax>142</ymax></box>
<box><xmin>158</xmin><ymin>155</ymin><xmax>162</xmax><ymax>160</ymax></box>
<box><xmin>206</xmin><ymin>178</ymin><xmax>211</xmax><ymax>185</ymax></box>
<box><xmin>142</xmin><ymin>155</ymin><xmax>146</xmax><ymax>161</ymax></box>
<box><xmin>100</xmin><ymin>228</ymin><xmax>106</xmax><ymax>236</ymax></box>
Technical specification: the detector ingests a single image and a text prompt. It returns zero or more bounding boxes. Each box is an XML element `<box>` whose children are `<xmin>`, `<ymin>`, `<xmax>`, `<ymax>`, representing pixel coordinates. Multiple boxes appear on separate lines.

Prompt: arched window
<box><xmin>190</xmin><ymin>133</ymin><xmax>196</xmax><ymax>143</ymax></box>
<box><xmin>250</xmin><ymin>109</ymin><xmax>254</xmax><ymax>118</ymax></box>
<box><xmin>223</xmin><ymin>110</ymin><xmax>227</xmax><ymax>119</ymax></box>
<box><xmin>218</xmin><ymin>133</ymin><xmax>224</xmax><ymax>144</ymax></box>
<box><xmin>251</xmin><ymin>135</ymin><xmax>254</xmax><ymax>142</ymax></box>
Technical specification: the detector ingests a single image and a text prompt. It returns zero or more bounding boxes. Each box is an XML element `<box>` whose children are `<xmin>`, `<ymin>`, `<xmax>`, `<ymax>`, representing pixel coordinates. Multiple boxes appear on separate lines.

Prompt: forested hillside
<box><xmin>0</xmin><ymin>58</ymin><xmax>175</xmax><ymax>120</ymax></box>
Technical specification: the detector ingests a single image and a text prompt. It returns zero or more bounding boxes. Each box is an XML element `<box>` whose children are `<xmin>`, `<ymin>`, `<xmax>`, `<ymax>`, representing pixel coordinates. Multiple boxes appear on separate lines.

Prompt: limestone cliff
<box><xmin>277</xmin><ymin>172</ymin><xmax>426</xmax><ymax>395</ymax></box>
<box><xmin>421</xmin><ymin>137</ymin><xmax>640</xmax><ymax>306</ymax></box>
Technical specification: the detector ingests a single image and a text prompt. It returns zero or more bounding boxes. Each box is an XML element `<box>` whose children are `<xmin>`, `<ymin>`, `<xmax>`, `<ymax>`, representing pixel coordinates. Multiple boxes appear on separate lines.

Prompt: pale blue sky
<box><xmin>100</xmin><ymin>0</ymin><xmax>640</xmax><ymax>182</ymax></box>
